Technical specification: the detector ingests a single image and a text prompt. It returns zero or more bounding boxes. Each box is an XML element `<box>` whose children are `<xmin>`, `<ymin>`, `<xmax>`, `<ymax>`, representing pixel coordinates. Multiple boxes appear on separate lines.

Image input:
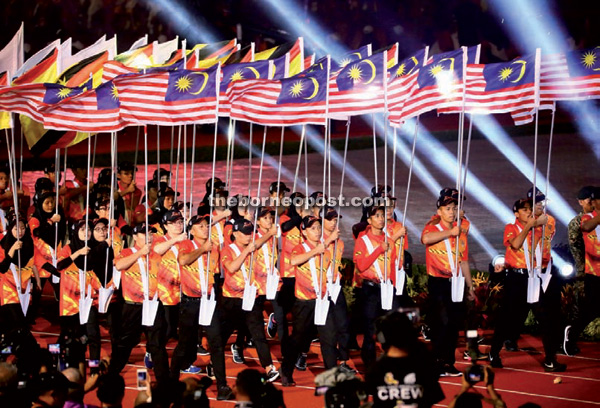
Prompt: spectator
<box><xmin>62</xmin><ymin>367</ymin><xmax>99</xmax><ymax>408</ymax></box>
<box><xmin>96</xmin><ymin>373</ymin><xmax>125</xmax><ymax>408</ymax></box>
<box><xmin>234</xmin><ymin>369</ymin><xmax>286</xmax><ymax>408</ymax></box>
<box><xmin>448</xmin><ymin>366</ymin><xmax>505</xmax><ymax>408</ymax></box>
<box><xmin>30</xmin><ymin>371</ymin><xmax>71</xmax><ymax>408</ymax></box>
<box><xmin>0</xmin><ymin>362</ymin><xmax>18</xmax><ymax>406</ymax></box>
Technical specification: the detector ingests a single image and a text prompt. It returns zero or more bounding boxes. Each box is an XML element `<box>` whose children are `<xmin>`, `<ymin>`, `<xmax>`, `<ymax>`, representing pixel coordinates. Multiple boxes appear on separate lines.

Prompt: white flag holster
<box><xmin>98</xmin><ymin>286</ymin><xmax>114</xmax><ymax>314</ymax></box>
<box><xmin>314</xmin><ymin>294</ymin><xmax>330</xmax><ymax>326</ymax></box>
<box><xmin>142</xmin><ymin>293</ymin><xmax>160</xmax><ymax>326</ymax></box>
<box><xmin>199</xmin><ymin>288</ymin><xmax>217</xmax><ymax>326</ymax></box>
<box><xmin>242</xmin><ymin>283</ymin><xmax>257</xmax><ymax>311</ymax></box>
<box><xmin>78</xmin><ymin>284</ymin><xmax>93</xmax><ymax>324</ymax></box>
<box><xmin>381</xmin><ymin>279</ymin><xmax>394</xmax><ymax>311</ymax></box>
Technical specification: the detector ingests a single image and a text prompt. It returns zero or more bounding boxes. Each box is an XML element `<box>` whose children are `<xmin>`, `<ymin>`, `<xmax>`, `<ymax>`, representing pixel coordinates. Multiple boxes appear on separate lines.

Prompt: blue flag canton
<box><xmin>483</xmin><ymin>55</ymin><xmax>535</xmax><ymax>91</ymax></box>
<box><xmin>566</xmin><ymin>48</ymin><xmax>600</xmax><ymax>78</ymax></box>
<box><xmin>277</xmin><ymin>67</ymin><xmax>328</xmax><ymax>105</ymax></box>
<box><xmin>43</xmin><ymin>82</ymin><xmax>88</xmax><ymax>105</ymax></box>
<box><xmin>417</xmin><ymin>49</ymin><xmax>464</xmax><ymax>89</ymax></box>
<box><xmin>331</xmin><ymin>45</ymin><xmax>371</xmax><ymax>72</ymax></box>
<box><xmin>336</xmin><ymin>52</ymin><xmax>385</xmax><ymax>91</ymax></box>
<box><xmin>96</xmin><ymin>81</ymin><xmax>120</xmax><ymax>110</ymax></box>
<box><xmin>166</xmin><ymin>68</ymin><xmax>217</xmax><ymax>102</ymax></box>
<box><xmin>220</xmin><ymin>60</ymin><xmax>271</xmax><ymax>93</ymax></box>
<box><xmin>390</xmin><ymin>49</ymin><xmax>427</xmax><ymax>79</ymax></box>
<box><xmin>298</xmin><ymin>56</ymin><xmax>329</xmax><ymax>76</ymax></box>
<box><xmin>271</xmin><ymin>55</ymin><xmax>288</xmax><ymax>80</ymax></box>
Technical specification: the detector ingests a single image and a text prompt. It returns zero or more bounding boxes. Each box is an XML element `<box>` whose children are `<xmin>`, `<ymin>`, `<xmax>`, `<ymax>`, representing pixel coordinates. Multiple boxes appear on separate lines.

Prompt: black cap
<box><xmin>290</xmin><ymin>191</ymin><xmax>306</xmax><ymax>201</ymax></box>
<box><xmin>513</xmin><ymin>198</ymin><xmax>531</xmax><ymax>212</ymax></box>
<box><xmin>93</xmin><ymin>218</ymin><xmax>109</xmax><ymax>227</ymax></box>
<box><xmin>157</xmin><ymin>184</ymin><xmax>179</xmax><ymax>198</ymax></box>
<box><xmin>269</xmin><ymin>181</ymin><xmax>290</xmax><ymax>194</ymax></box>
<box><xmin>371</xmin><ymin>184</ymin><xmax>392</xmax><ymax>198</ymax></box>
<box><xmin>153</xmin><ymin>168</ymin><xmax>171</xmax><ymax>182</ymax></box>
<box><xmin>35</xmin><ymin>177</ymin><xmax>54</xmax><ymax>194</ymax></box>
<box><xmin>436</xmin><ymin>194</ymin><xmax>458</xmax><ymax>208</ymax></box>
<box><xmin>577</xmin><ymin>186</ymin><xmax>596</xmax><ymax>200</ymax></box>
<box><xmin>206</xmin><ymin>177</ymin><xmax>225</xmax><ymax>192</ymax></box>
<box><xmin>301</xmin><ymin>215</ymin><xmax>321</xmax><ymax>230</ymax></box>
<box><xmin>527</xmin><ymin>187</ymin><xmax>546</xmax><ymax>202</ymax></box>
<box><xmin>233</xmin><ymin>218</ymin><xmax>254</xmax><ymax>235</ymax></box>
<box><xmin>96</xmin><ymin>168</ymin><xmax>113</xmax><ymax>186</ymax></box>
<box><xmin>321</xmin><ymin>206</ymin><xmax>341</xmax><ymax>220</ymax></box>
<box><xmin>439</xmin><ymin>187</ymin><xmax>466</xmax><ymax>201</ymax></box>
<box><xmin>117</xmin><ymin>161</ymin><xmax>137</xmax><ymax>172</ymax></box>
<box><xmin>132</xmin><ymin>222</ymin><xmax>157</xmax><ymax>235</ymax></box>
<box><xmin>162</xmin><ymin>210</ymin><xmax>183</xmax><ymax>224</ymax></box>
<box><xmin>188</xmin><ymin>214</ymin><xmax>210</xmax><ymax>229</ymax></box>
<box><xmin>256</xmin><ymin>206</ymin><xmax>276</xmax><ymax>218</ymax></box>
<box><xmin>367</xmin><ymin>205</ymin><xmax>385</xmax><ymax>217</ymax></box>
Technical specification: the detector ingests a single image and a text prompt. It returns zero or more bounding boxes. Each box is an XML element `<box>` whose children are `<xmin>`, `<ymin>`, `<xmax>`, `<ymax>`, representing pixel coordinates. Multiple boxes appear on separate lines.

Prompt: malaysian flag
<box><xmin>331</xmin><ymin>45</ymin><xmax>372</xmax><ymax>72</ymax></box>
<box><xmin>118</xmin><ymin>65</ymin><xmax>221</xmax><ymax>126</ymax></box>
<box><xmin>40</xmin><ymin>80</ymin><xmax>124</xmax><ymax>133</ymax></box>
<box><xmin>328</xmin><ymin>51</ymin><xmax>387</xmax><ymax>119</ymax></box>
<box><xmin>392</xmin><ymin>48</ymin><xmax>466</xmax><ymax>123</ymax></box>
<box><xmin>218</xmin><ymin>60</ymin><xmax>271</xmax><ymax>117</ymax></box>
<box><xmin>101</xmin><ymin>61</ymin><xmax>139</xmax><ymax>82</ymax></box>
<box><xmin>540</xmin><ymin>48</ymin><xmax>600</xmax><ymax>101</ymax></box>
<box><xmin>387</xmin><ymin>48</ymin><xmax>429</xmax><ymax>127</ymax></box>
<box><xmin>227</xmin><ymin>56</ymin><xmax>330</xmax><ymax>126</ymax></box>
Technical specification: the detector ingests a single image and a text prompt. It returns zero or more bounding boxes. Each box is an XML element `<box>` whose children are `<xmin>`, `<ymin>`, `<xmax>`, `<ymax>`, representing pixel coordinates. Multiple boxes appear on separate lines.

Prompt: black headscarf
<box><xmin>69</xmin><ymin>220</ymin><xmax>98</xmax><ymax>271</ymax></box>
<box><xmin>0</xmin><ymin>216</ymin><xmax>34</xmax><ymax>271</ymax></box>
<box><xmin>88</xmin><ymin>219</ymin><xmax>114</xmax><ymax>285</ymax></box>
<box><xmin>31</xmin><ymin>191</ymin><xmax>67</xmax><ymax>248</ymax></box>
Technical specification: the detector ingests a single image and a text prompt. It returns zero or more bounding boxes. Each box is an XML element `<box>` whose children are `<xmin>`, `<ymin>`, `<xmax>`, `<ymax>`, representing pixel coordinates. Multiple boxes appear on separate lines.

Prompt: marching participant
<box><xmin>170</xmin><ymin>214</ymin><xmax>234</xmax><ymax>400</ymax></box>
<box><xmin>353</xmin><ymin>205</ymin><xmax>403</xmax><ymax>368</ymax></box>
<box><xmin>116</xmin><ymin>161</ymin><xmax>142</xmax><ymax>226</ymax></box>
<box><xmin>153</xmin><ymin>210</ymin><xmax>187</xmax><ymax>340</ymax></box>
<box><xmin>420</xmin><ymin>190</ymin><xmax>467</xmax><ymax>377</ymax></box>
<box><xmin>281</xmin><ymin>215</ymin><xmax>339</xmax><ymax>386</ymax></box>
<box><xmin>64</xmin><ymin>159</ymin><xmax>92</xmax><ymax>224</ymax></box>
<box><xmin>110</xmin><ymin>222</ymin><xmax>170</xmax><ymax>384</ymax></box>
<box><xmin>489</xmin><ymin>198</ymin><xmax>566</xmax><ymax>372</ymax></box>
<box><xmin>220</xmin><ymin>218</ymin><xmax>280</xmax><ymax>382</ymax></box>
<box><xmin>0</xmin><ymin>213</ymin><xmax>40</xmax><ymax>338</ymax></box>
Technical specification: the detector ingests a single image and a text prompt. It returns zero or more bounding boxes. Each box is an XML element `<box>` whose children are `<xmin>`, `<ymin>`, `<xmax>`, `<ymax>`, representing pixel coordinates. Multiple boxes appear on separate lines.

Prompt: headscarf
<box><xmin>88</xmin><ymin>218</ymin><xmax>114</xmax><ymax>285</ymax></box>
<box><xmin>0</xmin><ymin>215</ymin><xmax>34</xmax><ymax>267</ymax></box>
<box><xmin>31</xmin><ymin>191</ymin><xmax>67</xmax><ymax>248</ymax></box>
<box><xmin>69</xmin><ymin>219</ymin><xmax>97</xmax><ymax>271</ymax></box>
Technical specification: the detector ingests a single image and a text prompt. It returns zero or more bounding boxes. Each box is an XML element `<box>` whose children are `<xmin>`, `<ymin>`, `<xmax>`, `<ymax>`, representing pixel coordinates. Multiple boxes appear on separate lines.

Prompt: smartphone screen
<box><xmin>137</xmin><ymin>369</ymin><xmax>148</xmax><ymax>390</ymax></box>
<box><xmin>48</xmin><ymin>344</ymin><xmax>60</xmax><ymax>354</ymax></box>
<box><xmin>1</xmin><ymin>346</ymin><xmax>12</xmax><ymax>354</ymax></box>
<box><xmin>88</xmin><ymin>359</ymin><xmax>100</xmax><ymax>368</ymax></box>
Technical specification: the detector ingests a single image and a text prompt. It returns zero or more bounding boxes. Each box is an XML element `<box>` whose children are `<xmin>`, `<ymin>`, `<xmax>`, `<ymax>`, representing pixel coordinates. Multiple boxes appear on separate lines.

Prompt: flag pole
<box><xmin>174</xmin><ymin>125</ymin><xmax>182</xmax><ymax>197</ymax></box>
<box><xmin>248</xmin><ymin>126</ymin><xmax>268</xmax><ymax>281</ymax></box>
<box><xmin>371</xmin><ymin>113</ymin><xmax>378</xmax><ymax>186</ymax></box>
<box><xmin>292</xmin><ymin>125</ymin><xmax>305</xmax><ymax>194</ymax></box>
<box><xmin>247</xmin><ymin>123</ymin><xmax>253</xmax><ymax>198</ymax></box>
<box><xmin>539</xmin><ymin>103</ymin><xmax>556</xmax><ymax>262</ymax></box>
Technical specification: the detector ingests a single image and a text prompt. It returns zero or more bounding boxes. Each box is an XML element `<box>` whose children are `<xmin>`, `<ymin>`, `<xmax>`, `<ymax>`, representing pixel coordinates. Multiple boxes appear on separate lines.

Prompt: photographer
<box><xmin>365</xmin><ymin>311</ymin><xmax>444</xmax><ymax>408</ymax></box>
<box><xmin>448</xmin><ymin>366</ymin><xmax>506</xmax><ymax>408</ymax></box>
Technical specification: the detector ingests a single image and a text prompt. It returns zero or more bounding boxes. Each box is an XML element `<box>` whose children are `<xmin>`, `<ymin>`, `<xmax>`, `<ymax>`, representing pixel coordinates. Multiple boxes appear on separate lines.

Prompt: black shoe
<box><xmin>338</xmin><ymin>362</ymin><xmax>357</xmax><ymax>374</ymax></box>
<box><xmin>197</xmin><ymin>344</ymin><xmax>210</xmax><ymax>356</ymax></box>
<box><xmin>489</xmin><ymin>353</ymin><xmax>503</xmax><ymax>368</ymax></box>
<box><xmin>544</xmin><ymin>360</ymin><xmax>566</xmax><ymax>372</ymax></box>
<box><xmin>295</xmin><ymin>353</ymin><xmax>307</xmax><ymax>371</ymax></box>
<box><xmin>463</xmin><ymin>350</ymin><xmax>489</xmax><ymax>361</ymax></box>
<box><xmin>504</xmin><ymin>340</ymin><xmax>519</xmax><ymax>352</ymax></box>
<box><xmin>281</xmin><ymin>374</ymin><xmax>296</xmax><ymax>387</ymax></box>
<box><xmin>231</xmin><ymin>344</ymin><xmax>245</xmax><ymax>364</ymax></box>
<box><xmin>217</xmin><ymin>385</ymin><xmax>234</xmax><ymax>400</ymax></box>
<box><xmin>440</xmin><ymin>364</ymin><xmax>462</xmax><ymax>377</ymax></box>
<box><xmin>266</xmin><ymin>365</ymin><xmax>280</xmax><ymax>382</ymax></box>
<box><xmin>266</xmin><ymin>313</ymin><xmax>277</xmax><ymax>339</ymax></box>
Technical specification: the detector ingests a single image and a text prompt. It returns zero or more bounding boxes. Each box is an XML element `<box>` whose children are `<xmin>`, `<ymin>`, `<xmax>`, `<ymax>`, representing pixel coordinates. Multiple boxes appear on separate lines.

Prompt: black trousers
<box><xmin>163</xmin><ymin>303</ymin><xmax>180</xmax><ymax>340</ymax></box>
<box><xmin>85</xmin><ymin>307</ymin><xmax>101</xmax><ymax>363</ymax></box>
<box><xmin>427</xmin><ymin>276</ymin><xmax>465</xmax><ymax>366</ymax></box>
<box><xmin>170</xmin><ymin>296</ymin><xmax>227</xmax><ymax>387</ymax></box>
<box><xmin>490</xmin><ymin>270</ymin><xmax>563</xmax><ymax>360</ymax></box>
<box><xmin>360</xmin><ymin>282</ymin><xmax>403</xmax><ymax>368</ymax></box>
<box><xmin>220</xmin><ymin>296</ymin><xmax>273</xmax><ymax>368</ymax></box>
<box><xmin>571</xmin><ymin>274</ymin><xmax>600</xmax><ymax>342</ymax></box>
<box><xmin>331</xmin><ymin>292</ymin><xmax>350</xmax><ymax>361</ymax></box>
<box><xmin>282</xmin><ymin>299</ymin><xmax>337</xmax><ymax>378</ymax></box>
<box><xmin>273</xmin><ymin>277</ymin><xmax>296</xmax><ymax>341</ymax></box>
<box><xmin>109</xmin><ymin>302</ymin><xmax>170</xmax><ymax>384</ymax></box>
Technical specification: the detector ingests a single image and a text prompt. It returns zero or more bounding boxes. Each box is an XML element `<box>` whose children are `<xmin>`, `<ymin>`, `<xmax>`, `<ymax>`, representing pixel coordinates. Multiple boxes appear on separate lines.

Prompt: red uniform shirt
<box><xmin>155</xmin><ymin>234</ymin><xmax>182</xmax><ymax>306</ymax></box>
<box><xmin>422</xmin><ymin>221</ymin><xmax>468</xmax><ymax>278</ymax></box>
<box><xmin>117</xmin><ymin>246</ymin><xmax>159</xmax><ymax>304</ymax></box>
<box><xmin>504</xmin><ymin>219</ymin><xmax>543</xmax><ymax>269</ymax></box>
<box><xmin>221</xmin><ymin>242</ymin><xmax>255</xmax><ymax>299</ymax></box>
<box><xmin>581</xmin><ymin>211</ymin><xmax>600</xmax><ymax>276</ymax></box>
<box><xmin>281</xmin><ymin>222</ymin><xmax>302</xmax><ymax>279</ymax></box>
<box><xmin>324</xmin><ymin>233</ymin><xmax>344</xmax><ymax>282</ymax></box>
<box><xmin>292</xmin><ymin>241</ymin><xmax>330</xmax><ymax>300</ymax></box>
<box><xmin>353</xmin><ymin>227</ymin><xmax>398</xmax><ymax>284</ymax></box>
<box><xmin>0</xmin><ymin>248</ymin><xmax>34</xmax><ymax>306</ymax></box>
<box><xmin>65</xmin><ymin>179</ymin><xmax>89</xmax><ymax>223</ymax></box>
<box><xmin>252</xmin><ymin>230</ymin><xmax>279</xmax><ymax>296</ymax></box>
<box><xmin>57</xmin><ymin>245</ymin><xmax>102</xmax><ymax>317</ymax></box>
<box><xmin>177</xmin><ymin>239</ymin><xmax>219</xmax><ymax>297</ymax></box>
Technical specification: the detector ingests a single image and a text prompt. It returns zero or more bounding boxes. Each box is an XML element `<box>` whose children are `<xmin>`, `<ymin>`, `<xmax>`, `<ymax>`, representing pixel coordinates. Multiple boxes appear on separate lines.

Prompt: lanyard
<box><xmin>302</xmin><ymin>243</ymin><xmax>323</xmax><ymax>297</ymax></box>
<box><xmin>435</xmin><ymin>224</ymin><xmax>457</xmax><ymax>275</ymax></box>
<box><xmin>191</xmin><ymin>241</ymin><xmax>208</xmax><ymax>295</ymax></box>
<box><xmin>361</xmin><ymin>235</ymin><xmax>384</xmax><ymax>282</ymax></box>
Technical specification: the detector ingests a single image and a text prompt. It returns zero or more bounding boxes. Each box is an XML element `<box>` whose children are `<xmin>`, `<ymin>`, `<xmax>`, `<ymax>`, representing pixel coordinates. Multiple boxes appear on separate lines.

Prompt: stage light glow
<box><xmin>492</xmin><ymin>254</ymin><xmax>505</xmax><ymax>267</ymax></box>
<box><xmin>142</xmin><ymin>0</ymin><xmax>220</xmax><ymax>44</ymax></box>
<box><xmin>471</xmin><ymin>114</ymin><xmax>576</xmax><ymax>226</ymax></box>
<box><xmin>559</xmin><ymin>263</ymin><xmax>574</xmax><ymax>277</ymax></box>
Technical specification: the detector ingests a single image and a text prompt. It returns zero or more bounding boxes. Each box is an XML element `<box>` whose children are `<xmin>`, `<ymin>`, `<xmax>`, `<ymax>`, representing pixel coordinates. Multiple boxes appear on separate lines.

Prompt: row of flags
<box><xmin>1</xmin><ymin>24</ymin><xmax>600</xmax><ymax>154</ymax></box>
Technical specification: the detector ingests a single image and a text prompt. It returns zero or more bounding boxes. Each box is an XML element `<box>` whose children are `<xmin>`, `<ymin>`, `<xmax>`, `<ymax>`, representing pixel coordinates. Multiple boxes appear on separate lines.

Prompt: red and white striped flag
<box><xmin>101</xmin><ymin>60</ymin><xmax>138</xmax><ymax>83</ymax></box>
<box><xmin>117</xmin><ymin>65</ymin><xmax>221</xmax><ymax>126</ymax></box>
<box><xmin>227</xmin><ymin>56</ymin><xmax>330</xmax><ymax>126</ymax></box>
<box><xmin>0</xmin><ymin>82</ymin><xmax>49</xmax><ymax>123</ymax></box>
<box><xmin>540</xmin><ymin>49</ymin><xmax>600</xmax><ymax>101</ymax></box>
